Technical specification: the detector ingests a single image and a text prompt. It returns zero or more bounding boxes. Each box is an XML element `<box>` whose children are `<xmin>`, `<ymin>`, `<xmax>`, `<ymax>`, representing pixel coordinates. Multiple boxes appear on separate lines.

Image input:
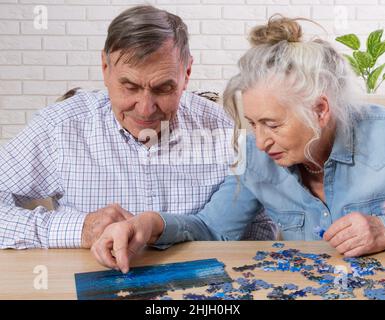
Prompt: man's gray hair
<box><xmin>104</xmin><ymin>5</ymin><xmax>191</xmax><ymax>67</ymax></box>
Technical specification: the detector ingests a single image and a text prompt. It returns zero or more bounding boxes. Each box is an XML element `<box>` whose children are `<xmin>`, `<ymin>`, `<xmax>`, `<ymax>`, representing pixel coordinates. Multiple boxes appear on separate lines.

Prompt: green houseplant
<box><xmin>336</xmin><ymin>30</ymin><xmax>385</xmax><ymax>93</ymax></box>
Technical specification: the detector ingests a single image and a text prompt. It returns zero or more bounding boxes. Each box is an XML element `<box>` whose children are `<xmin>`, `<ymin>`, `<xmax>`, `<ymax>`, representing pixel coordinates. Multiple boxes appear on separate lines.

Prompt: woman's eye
<box><xmin>247</xmin><ymin>120</ymin><xmax>256</xmax><ymax>128</ymax></box>
<box><xmin>266</xmin><ymin>123</ymin><xmax>279</xmax><ymax>129</ymax></box>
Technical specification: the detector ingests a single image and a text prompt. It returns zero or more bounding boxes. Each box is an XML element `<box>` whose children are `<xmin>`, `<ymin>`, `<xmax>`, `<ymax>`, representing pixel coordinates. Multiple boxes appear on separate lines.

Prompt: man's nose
<box><xmin>135</xmin><ymin>91</ymin><xmax>157</xmax><ymax>118</ymax></box>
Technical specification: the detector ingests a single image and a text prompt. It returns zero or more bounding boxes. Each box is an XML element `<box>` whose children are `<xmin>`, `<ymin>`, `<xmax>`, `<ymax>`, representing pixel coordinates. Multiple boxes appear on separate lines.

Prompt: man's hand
<box><xmin>81</xmin><ymin>203</ymin><xmax>134</xmax><ymax>248</ymax></box>
<box><xmin>324</xmin><ymin>212</ymin><xmax>385</xmax><ymax>257</ymax></box>
<box><xmin>91</xmin><ymin>211</ymin><xmax>164</xmax><ymax>273</ymax></box>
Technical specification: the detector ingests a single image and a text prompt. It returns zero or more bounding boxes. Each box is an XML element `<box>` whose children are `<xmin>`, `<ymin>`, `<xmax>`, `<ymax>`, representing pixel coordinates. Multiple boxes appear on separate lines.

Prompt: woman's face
<box><xmin>242</xmin><ymin>86</ymin><xmax>316</xmax><ymax>167</ymax></box>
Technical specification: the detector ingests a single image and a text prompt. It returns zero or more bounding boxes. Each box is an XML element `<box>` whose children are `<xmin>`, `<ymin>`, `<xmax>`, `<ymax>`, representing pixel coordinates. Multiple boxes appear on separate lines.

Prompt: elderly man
<box><xmin>0</xmin><ymin>5</ymin><xmax>276</xmax><ymax>250</ymax></box>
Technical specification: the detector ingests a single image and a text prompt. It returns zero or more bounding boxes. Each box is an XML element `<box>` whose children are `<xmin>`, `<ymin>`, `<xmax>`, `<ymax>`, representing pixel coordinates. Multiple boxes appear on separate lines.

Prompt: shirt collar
<box><xmin>329</xmin><ymin>119</ymin><xmax>354</xmax><ymax>165</ymax></box>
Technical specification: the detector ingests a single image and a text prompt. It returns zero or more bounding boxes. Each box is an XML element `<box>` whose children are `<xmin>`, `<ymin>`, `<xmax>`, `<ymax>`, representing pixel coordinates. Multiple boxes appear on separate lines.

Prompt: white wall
<box><xmin>1</xmin><ymin>0</ymin><xmax>385</xmax><ymax>144</ymax></box>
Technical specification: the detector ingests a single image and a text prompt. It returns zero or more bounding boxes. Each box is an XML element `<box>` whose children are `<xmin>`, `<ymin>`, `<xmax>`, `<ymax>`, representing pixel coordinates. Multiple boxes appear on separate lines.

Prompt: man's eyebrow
<box><xmin>152</xmin><ymin>79</ymin><xmax>176</xmax><ymax>89</ymax></box>
<box><xmin>118</xmin><ymin>77</ymin><xmax>176</xmax><ymax>89</ymax></box>
<box><xmin>118</xmin><ymin>77</ymin><xmax>141</xmax><ymax>87</ymax></box>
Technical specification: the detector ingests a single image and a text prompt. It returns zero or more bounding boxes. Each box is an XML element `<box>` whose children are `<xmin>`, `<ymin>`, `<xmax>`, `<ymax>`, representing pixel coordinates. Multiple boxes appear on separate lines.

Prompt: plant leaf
<box><xmin>372</xmin><ymin>41</ymin><xmax>385</xmax><ymax>60</ymax></box>
<box><xmin>367</xmin><ymin>63</ymin><xmax>385</xmax><ymax>90</ymax></box>
<box><xmin>353</xmin><ymin>51</ymin><xmax>373</xmax><ymax>70</ymax></box>
<box><xmin>336</xmin><ymin>34</ymin><xmax>361</xmax><ymax>50</ymax></box>
<box><xmin>343</xmin><ymin>54</ymin><xmax>361</xmax><ymax>76</ymax></box>
<box><xmin>367</xmin><ymin>29</ymin><xmax>383</xmax><ymax>56</ymax></box>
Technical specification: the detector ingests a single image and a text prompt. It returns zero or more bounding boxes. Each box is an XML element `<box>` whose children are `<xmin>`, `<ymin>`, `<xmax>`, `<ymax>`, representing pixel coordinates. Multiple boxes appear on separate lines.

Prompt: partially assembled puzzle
<box><xmin>75</xmin><ymin>243</ymin><xmax>385</xmax><ymax>300</ymax></box>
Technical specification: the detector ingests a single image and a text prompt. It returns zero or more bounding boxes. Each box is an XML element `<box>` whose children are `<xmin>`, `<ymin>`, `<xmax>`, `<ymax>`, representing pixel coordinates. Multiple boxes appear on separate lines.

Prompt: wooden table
<box><xmin>1</xmin><ymin>241</ymin><xmax>384</xmax><ymax>300</ymax></box>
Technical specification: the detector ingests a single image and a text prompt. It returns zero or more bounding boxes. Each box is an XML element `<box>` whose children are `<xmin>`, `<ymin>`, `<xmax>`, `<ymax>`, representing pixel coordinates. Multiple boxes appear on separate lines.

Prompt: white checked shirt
<box><xmin>0</xmin><ymin>90</ymin><xmax>276</xmax><ymax>249</ymax></box>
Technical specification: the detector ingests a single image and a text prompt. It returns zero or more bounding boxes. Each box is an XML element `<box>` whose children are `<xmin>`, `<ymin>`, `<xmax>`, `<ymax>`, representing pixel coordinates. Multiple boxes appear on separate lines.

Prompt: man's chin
<box><xmin>126</xmin><ymin>125</ymin><xmax>161</xmax><ymax>141</ymax></box>
<box><xmin>123</xmin><ymin>119</ymin><xmax>160</xmax><ymax>134</ymax></box>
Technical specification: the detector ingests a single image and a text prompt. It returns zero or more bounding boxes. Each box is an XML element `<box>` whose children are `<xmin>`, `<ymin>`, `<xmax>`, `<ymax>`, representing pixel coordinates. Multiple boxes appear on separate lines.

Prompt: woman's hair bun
<box><xmin>249</xmin><ymin>15</ymin><xmax>303</xmax><ymax>46</ymax></box>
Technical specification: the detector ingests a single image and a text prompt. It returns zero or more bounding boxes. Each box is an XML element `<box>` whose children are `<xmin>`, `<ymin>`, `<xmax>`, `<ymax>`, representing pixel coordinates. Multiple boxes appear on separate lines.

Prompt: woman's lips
<box><xmin>268</xmin><ymin>152</ymin><xmax>283</xmax><ymax>160</ymax></box>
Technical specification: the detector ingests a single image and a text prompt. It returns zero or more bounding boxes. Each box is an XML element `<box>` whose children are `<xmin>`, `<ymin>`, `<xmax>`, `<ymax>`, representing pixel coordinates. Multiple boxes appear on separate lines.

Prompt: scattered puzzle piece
<box><xmin>177</xmin><ymin>243</ymin><xmax>385</xmax><ymax>300</ymax></box>
<box><xmin>313</xmin><ymin>226</ymin><xmax>326</xmax><ymax>239</ymax></box>
<box><xmin>364</xmin><ymin>288</ymin><xmax>385</xmax><ymax>300</ymax></box>
<box><xmin>272</xmin><ymin>242</ymin><xmax>285</xmax><ymax>248</ymax></box>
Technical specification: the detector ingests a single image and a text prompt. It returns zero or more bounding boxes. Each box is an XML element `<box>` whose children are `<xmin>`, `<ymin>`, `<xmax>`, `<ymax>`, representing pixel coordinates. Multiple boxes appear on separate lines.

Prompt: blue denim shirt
<box><xmin>155</xmin><ymin>104</ymin><xmax>385</xmax><ymax>246</ymax></box>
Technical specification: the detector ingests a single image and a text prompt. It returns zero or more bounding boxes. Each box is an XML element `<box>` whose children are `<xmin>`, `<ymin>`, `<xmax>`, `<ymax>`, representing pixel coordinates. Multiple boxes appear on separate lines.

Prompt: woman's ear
<box><xmin>313</xmin><ymin>95</ymin><xmax>331</xmax><ymax>128</ymax></box>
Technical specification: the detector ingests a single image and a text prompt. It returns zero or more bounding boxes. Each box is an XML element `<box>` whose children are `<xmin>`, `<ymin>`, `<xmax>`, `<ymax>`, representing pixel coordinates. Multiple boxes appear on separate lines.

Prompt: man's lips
<box><xmin>132</xmin><ymin>118</ymin><xmax>160</xmax><ymax>126</ymax></box>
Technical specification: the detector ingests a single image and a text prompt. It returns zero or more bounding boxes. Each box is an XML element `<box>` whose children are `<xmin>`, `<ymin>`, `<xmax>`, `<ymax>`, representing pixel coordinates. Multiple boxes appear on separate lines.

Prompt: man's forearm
<box><xmin>0</xmin><ymin>204</ymin><xmax>87</xmax><ymax>249</ymax></box>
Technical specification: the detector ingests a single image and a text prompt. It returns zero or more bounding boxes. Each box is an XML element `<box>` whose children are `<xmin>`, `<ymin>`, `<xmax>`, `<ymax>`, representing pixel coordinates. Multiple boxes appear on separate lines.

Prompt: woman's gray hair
<box><xmin>224</xmin><ymin>15</ymin><xmax>363</xmax><ymax>168</ymax></box>
<box><xmin>104</xmin><ymin>5</ymin><xmax>191</xmax><ymax>68</ymax></box>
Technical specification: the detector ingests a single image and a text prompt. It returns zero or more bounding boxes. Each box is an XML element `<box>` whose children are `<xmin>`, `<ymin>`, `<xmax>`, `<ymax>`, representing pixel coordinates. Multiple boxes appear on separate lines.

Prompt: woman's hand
<box><xmin>324</xmin><ymin>212</ymin><xmax>385</xmax><ymax>257</ymax></box>
<box><xmin>91</xmin><ymin>211</ymin><xmax>165</xmax><ymax>273</ymax></box>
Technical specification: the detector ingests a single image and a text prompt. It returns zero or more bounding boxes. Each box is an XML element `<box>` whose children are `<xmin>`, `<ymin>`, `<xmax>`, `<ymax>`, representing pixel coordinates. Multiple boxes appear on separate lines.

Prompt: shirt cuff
<box><xmin>151</xmin><ymin>213</ymin><xmax>182</xmax><ymax>250</ymax></box>
<box><xmin>47</xmin><ymin>208</ymin><xmax>88</xmax><ymax>248</ymax></box>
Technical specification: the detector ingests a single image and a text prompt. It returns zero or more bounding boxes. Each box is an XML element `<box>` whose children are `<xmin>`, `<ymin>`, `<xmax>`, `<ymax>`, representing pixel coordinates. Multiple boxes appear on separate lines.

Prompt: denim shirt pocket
<box><xmin>342</xmin><ymin>196</ymin><xmax>385</xmax><ymax>217</ymax></box>
<box><xmin>267</xmin><ymin>209</ymin><xmax>305</xmax><ymax>240</ymax></box>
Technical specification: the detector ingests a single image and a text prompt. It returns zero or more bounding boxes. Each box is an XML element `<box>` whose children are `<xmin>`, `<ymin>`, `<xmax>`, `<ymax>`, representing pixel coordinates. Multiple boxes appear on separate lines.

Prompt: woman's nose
<box><xmin>254</xmin><ymin>128</ymin><xmax>271</xmax><ymax>152</ymax></box>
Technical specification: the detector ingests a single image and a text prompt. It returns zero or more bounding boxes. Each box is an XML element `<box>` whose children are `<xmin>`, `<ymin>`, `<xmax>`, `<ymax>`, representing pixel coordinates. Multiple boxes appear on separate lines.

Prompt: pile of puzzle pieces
<box><xmin>159</xmin><ymin>242</ymin><xmax>385</xmax><ymax>300</ymax></box>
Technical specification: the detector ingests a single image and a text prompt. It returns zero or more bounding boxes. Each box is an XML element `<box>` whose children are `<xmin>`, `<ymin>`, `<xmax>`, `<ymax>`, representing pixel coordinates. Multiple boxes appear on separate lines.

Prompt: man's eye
<box><xmin>125</xmin><ymin>86</ymin><xmax>138</xmax><ymax>91</ymax></box>
<box><xmin>154</xmin><ymin>85</ymin><xmax>174</xmax><ymax>94</ymax></box>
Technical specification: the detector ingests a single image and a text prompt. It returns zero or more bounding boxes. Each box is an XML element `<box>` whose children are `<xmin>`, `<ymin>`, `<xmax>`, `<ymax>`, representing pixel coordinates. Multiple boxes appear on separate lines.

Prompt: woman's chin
<box><xmin>273</xmin><ymin>158</ymin><xmax>293</xmax><ymax>167</ymax></box>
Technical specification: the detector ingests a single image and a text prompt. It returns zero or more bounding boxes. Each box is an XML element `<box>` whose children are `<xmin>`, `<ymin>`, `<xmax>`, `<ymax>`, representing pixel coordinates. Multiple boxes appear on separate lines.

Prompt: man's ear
<box><xmin>313</xmin><ymin>95</ymin><xmax>331</xmax><ymax>128</ymax></box>
<box><xmin>101</xmin><ymin>50</ymin><xmax>110</xmax><ymax>87</ymax></box>
<box><xmin>183</xmin><ymin>55</ymin><xmax>193</xmax><ymax>90</ymax></box>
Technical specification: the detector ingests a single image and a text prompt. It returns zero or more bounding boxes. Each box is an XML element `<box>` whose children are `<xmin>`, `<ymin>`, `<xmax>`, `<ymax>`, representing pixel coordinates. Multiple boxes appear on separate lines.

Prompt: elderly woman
<box><xmin>92</xmin><ymin>16</ymin><xmax>385</xmax><ymax>273</ymax></box>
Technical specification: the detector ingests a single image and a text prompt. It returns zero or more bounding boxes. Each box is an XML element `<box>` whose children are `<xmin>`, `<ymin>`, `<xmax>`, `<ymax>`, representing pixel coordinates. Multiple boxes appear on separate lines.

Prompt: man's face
<box><xmin>102</xmin><ymin>40</ymin><xmax>192</xmax><ymax>139</ymax></box>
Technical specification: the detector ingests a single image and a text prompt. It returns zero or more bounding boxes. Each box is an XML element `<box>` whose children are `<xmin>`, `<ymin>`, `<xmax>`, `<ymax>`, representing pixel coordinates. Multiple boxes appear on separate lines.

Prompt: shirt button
<box><xmin>323</xmin><ymin>212</ymin><xmax>329</xmax><ymax>217</ymax></box>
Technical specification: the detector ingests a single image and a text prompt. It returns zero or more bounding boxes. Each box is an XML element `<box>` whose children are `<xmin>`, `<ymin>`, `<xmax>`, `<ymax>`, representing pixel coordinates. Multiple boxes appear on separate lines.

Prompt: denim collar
<box><xmin>329</xmin><ymin>120</ymin><xmax>354</xmax><ymax>165</ymax></box>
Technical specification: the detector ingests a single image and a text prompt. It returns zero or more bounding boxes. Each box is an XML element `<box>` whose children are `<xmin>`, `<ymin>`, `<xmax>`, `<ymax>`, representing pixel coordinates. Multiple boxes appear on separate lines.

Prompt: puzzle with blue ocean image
<box><xmin>75</xmin><ymin>243</ymin><xmax>385</xmax><ymax>300</ymax></box>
